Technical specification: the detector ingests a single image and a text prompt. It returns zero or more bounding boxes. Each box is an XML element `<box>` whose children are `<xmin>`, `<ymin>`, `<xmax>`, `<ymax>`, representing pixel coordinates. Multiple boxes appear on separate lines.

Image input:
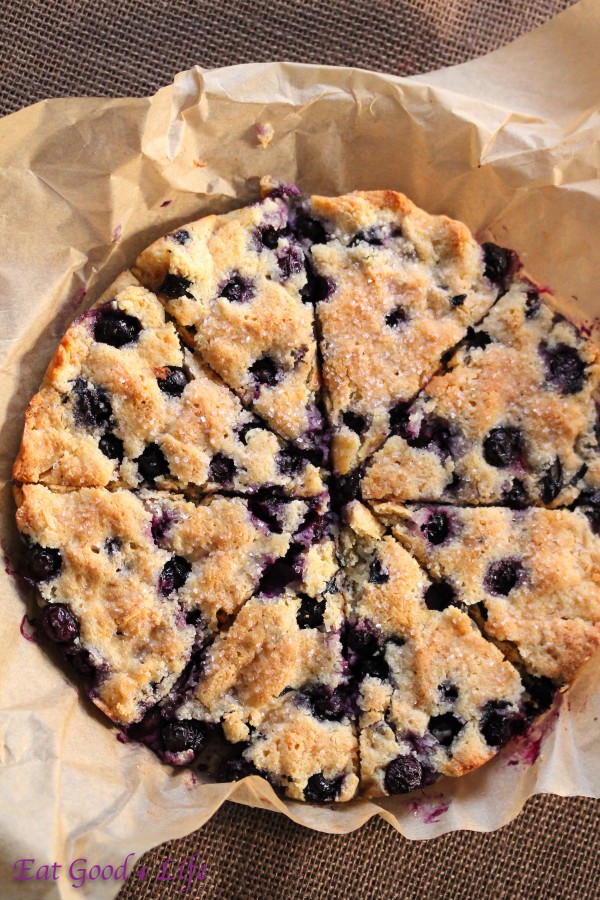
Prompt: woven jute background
<box><xmin>3</xmin><ymin>1</ymin><xmax>598</xmax><ymax>898</ymax></box>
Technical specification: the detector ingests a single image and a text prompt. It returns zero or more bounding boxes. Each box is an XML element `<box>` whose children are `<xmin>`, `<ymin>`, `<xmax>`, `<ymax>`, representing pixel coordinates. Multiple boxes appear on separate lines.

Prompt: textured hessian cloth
<box><xmin>3</xmin><ymin>1</ymin><xmax>597</xmax><ymax>898</ymax></box>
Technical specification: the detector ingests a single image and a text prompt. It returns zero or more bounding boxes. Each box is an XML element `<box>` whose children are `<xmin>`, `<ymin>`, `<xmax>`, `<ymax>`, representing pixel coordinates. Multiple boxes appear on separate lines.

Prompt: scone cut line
<box><xmin>13</xmin><ymin>180</ymin><xmax>600</xmax><ymax>803</ymax></box>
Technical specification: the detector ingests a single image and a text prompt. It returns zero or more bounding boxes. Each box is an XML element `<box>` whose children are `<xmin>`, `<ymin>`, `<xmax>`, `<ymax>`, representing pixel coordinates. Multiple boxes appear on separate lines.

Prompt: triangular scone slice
<box><xmin>15</xmin><ymin>485</ymin><xmax>196</xmax><ymax>726</ymax></box>
<box><xmin>132</xmin><ymin>188</ymin><xmax>324</xmax><ymax>451</ymax></box>
<box><xmin>341</xmin><ymin>503</ymin><xmax>527</xmax><ymax>799</ymax></box>
<box><xmin>13</xmin><ymin>279</ymin><xmax>325</xmax><ymax>496</ymax></box>
<box><xmin>308</xmin><ymin>190</ymin><xmax>505</xmax><ymax>475</ymax></box>
<box><xmin>14</xmin><ymin>487</ymin><xmax>329</xmax><ymax>726</ymax></box>
<box><xmin>141</xmin><ymin>509</ymin><xmax>359</xmax><ymax>802</ymax></box>
<box><xmin>362</xmin><ymin>282</ymin><xmax>600</xmax><ymax>506</ymax></box>
<box><xmin>372</xmin><ymin>502</ymin><xmax>600</xmax><ymax>689</ymax></box>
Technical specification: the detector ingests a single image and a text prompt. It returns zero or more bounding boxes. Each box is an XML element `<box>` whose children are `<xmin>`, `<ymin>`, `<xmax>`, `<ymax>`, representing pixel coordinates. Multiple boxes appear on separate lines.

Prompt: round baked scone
<box><xmin>12</xmin><ymin>182</ymin><xmax>600</xmax><ymax>803</ymax></box>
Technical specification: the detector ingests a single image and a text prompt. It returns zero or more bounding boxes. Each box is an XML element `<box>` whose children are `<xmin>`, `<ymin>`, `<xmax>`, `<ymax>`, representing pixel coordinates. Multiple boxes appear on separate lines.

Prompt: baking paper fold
<box><xmin>1</xmin><ymin>0</ymin><xmax>600</xmax><ymax>896</ymax></box>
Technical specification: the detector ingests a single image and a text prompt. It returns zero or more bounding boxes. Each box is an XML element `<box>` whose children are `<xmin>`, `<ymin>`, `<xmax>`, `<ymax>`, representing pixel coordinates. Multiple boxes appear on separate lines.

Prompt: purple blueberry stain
<box><xmin>151</xmin><ymin>507</ymin><xmax>177</xmax><ymax>546</ymax></box>
<box><xmin>525</xmin><ymin>289</ymin><xmax>541</xmax><ymax>318</ymax></box>
<box><xmin>276</xmin><ymin>445</ymin><xmax>308</xmax><ymax>477</ymax></box>
<box><xmin>277</xmin><ymin>243</ymin><xmax>305</xmax><ymax>279</ymax></box>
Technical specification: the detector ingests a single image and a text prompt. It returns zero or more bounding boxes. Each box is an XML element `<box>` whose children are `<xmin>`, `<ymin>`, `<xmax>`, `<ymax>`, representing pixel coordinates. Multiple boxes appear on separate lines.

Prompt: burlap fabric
<box><xmin>3</xmin><ymin>1</ymin><xmax>598</xmax><ymax>897</ymax></box>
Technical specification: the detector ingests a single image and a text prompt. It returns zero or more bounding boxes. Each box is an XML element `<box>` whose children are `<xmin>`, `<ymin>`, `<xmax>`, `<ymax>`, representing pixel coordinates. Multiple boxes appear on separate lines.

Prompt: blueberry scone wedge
<box><xmin>15</xmin><ymin>485</ymin><xmax>330</xmax><ymax>725</ymax></box>
<box><xmin>133</xmin><ymin>183</ymin><xmax>325</xmax><ymax>453</ymax></box>
<box><xmin>307</xmin><ymin>190</ymin><xmax>510</xmax><ymax>477</ymax></box>
<box><xmin>371</xmin><ymin>502</ymin><xmax>600</xmax><ymax>694</ymax></box>
<box><xmin>340</xmin><ymin>503</ymin><xmax>538</xmax><ymax>799</ymax></box>
<box><xmin>13</xmin><ymin>276</ymin><xmax>325</xmax><ymax>497</ymax></box>
<box><xmin>362</xmin><ymin>281</ymin><xmax>600</xmax><ymax>507</ymax></box>
<box><xmin>126</xmin><ymin>494</ymin><xmax>360</xmax><ymax>802</ymax></box>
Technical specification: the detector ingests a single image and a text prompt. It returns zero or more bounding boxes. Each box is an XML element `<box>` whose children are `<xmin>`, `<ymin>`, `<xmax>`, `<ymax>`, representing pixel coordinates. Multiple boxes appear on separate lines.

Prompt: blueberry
<box><xmin>277</xmin><ymin>244</ymin><xmax>305</xmax><ymax>279</ymax></box>
<box><xmin>160</xmin><ymin>720</ymin><xmax>207</xmax><ymax>755</ymax></box>
<box><xmin>169</xmin><ymin>229</ymin><xmax>190</xmax><ymax>244</ymax></box>
<box><xmin>296</xmin><ymin>594</ymin><xmax>326</xmax><ymax>629</ymax></box>
<box><xmin>208</xmin><ymin>453</ymin><xmax>236</xmax><ymax>484</ymax></box>
<box><xmin>408</xmin><ymin>416</ymin><xmax>452</xmax><ymax>456</ymax></box>
<box><xmin>521</xmin><ymin>672</ymin><xmax>557</xmax><ymax>715</ymax></box>
<box><xmin>304</xmin><ymin>773</ymin><xmax>343</xmax><ymax>802</ymax></box>
<box><xmin>94</xmin><ymin>308</ymin><xmax>142</xmax><ymax>347</ymax></box>
<box><xmin>136</xmin><ymin>443</ymin><xmax>169</xmax><ymax>481</ymax></box>
<box><xmin>439</xmin><ymin>680</ymin><xmax>459</xmax><ymax>703</ymax></box>
<box><xmin>259</xmin><ymin>225</ymin><xmax>286</xmax><ymax>249</ymax></box>
<box><xmin>389</xmin><ymin>401</ymin><xmax>410</xmax><ymax>436</ymax></box>
<box><xmin>483</xmin><ymin>427</ymin><xmax>522</xmax><ymax>468</ymax></box>
<box><xmin>503</xmin><ymin>479</ymin><xmax>528</xmax><ymax>509</ymax></box>
<box><xmin>294</xmin><ymin>212</ymin><xmax>327</xmax><ymax>244</ymax></box>
<box><xmin>466</xmin><ymin>327</ymin><xmax>492</xmax><ymax>350</ymax></box>
<box><xmin>218</xmin><ymin>755</ymin><xmax>260</xmax><ymax>782</ymax></box>
<box><xmin>345</xmin><ymin>618</ymin><xmax>382</xmax><ymax>657</ymax></box>
<box><xmin>424</xmin><ymin>580</ymin><xmax>456</xmax><ymax>611</ymax></box>
<box><xmin>158</xmin><ymin>273</ymin><xmax>194</xmax><ymax>299</ymax></box>
<box><xmin>421</xmin><ymin>511</ymin><xmax>450</xmax><ymax>545</ymax></box>
<box><xmin>151</xmin><ymin>508</ymin><xmax>176</xmax><ymax>545</ymax></box>
<box><xmin>156</xmin><ymin>366</ymin><xmax>189</xmax><ymax>397</ymax></box>
<box><xmin>219</xmin><ymin>274</ymin><xmax>254</xmax><ymax>303</ymax></box>
<box><xmin>480</xmin><ymin>699</ymin><xmax>525</xmax><ymax>747</ymax></box>
<box><xmin>525</xmin><ymin>289</ymin><xmax>541</xmax><ymax>318</ymax></box>
<box><xmin>250</xmin><ymin>356</ymin><xmax>279</xmax><ymax>389</ymax></box>
<box><xmin>429</xmin><ymin>713</ymin><xmax>465</xmax><ymax>747</ymax></box>
<box><xmin>331</xmin><ymin>469</ymin><xmax>361</xmax><ymax>507</ymax></box>
<box><xmin>105</xmin><ymin>537</ymin><xmax>121</xmax><ymax>555</ymax></box>
<box><xmin>342</xmin><ymin>411</ymin><xmax>368</xmax><ymax>434</ymax></box>
<box><xmin>248</xmin><ymin>497</ymin><xmax>284</xmax><ymax>534</ymax></box>
<box><xmin>349</xmin><ymin>227</ymin><xmax>385</xmax><ymax>247</ymax></box>
<box><xmin>451</xmin><ymin>294</ymin><xmax>467</xmax><ymax>307</ymax></box>
<box><xmin>304</xmin><ymin>685</ymin><xmax>353</xmax><ymax>722</ymax></box>
<box><xmin>26</xmin><ymin>544</ymin><xmax>62</xmax><ymax>582</ymax></box>
<box><xmin>41</xmin><ymin>604</ymin><xmax>79</xmax><ymax>643</ymax></box>
<box><xmin>276</xmin><ymin>446</ymin><xmax>307</xmax><ymax>477</ymax></box>
<box><xmin>542</xmin><ymin>342</ymin><xmax>586</xmax><ymax>395</ymax></box>
<box><xmin>385</xmin><ymin>307</ymin><xmax>407</xmax><ymax>329</ymax></box>
<box><xmin>485</xmin><ymin>558</ymin><xmax>524</xmax><ymax>596</ymax></box>
<box><xmin>584</xmin><ymin>507</ymin><xmax>600</xmax><ymax>536</ymax></box>
<box><xmin>384</xmin><ymin>755</ymin><xmax>423</xmax><ymax>794</ymax></box>
<box><xmin>237</xmin><ymin>421</ymin><xmax>257</xmax><ymax>445</ymax></box>
<box><xmin>368</xmin><ymin>558</ymin><xmax>389</xmax><ymax>584</ymax></box>
<box><xmin>265</xmin><ymin>182</ymin><xmax>301</xmax><ymax>200</ymax></box>
<box><xmin>257</xmin><ymin>550</ymin><xmax>299</xmax><ymax>596</ymax></box>
<box><xmin>540</xmin><ymin>457</ymin><xmax>563</xmax><ymax>504</ymax></box>
<box><xmin>159</xmin><ymin>555</ymin><xmax>192</xmax><ymax>596</ymax></box>
<box><xmin>72</xmin><ymin>378</ymin><xmax>112</xmax><ymax>429</ymax></box>
<box><xmin>99</xmin><ymin>433</ymin><xmax>124</xmax><ymax>461</ymax></box>
<box><xmin>482</xmin><ymin>242</ymin><xmax>515</xmax><ymax>287</ymax></box>
<box><xmin>360</xmin><ymin>652</ymin><xmax>389</xmax><ymax>680</ymax></box>
<box><xmin>65</xmin><ymin>647</ymin><xmax>98</xmax><ymax>679</ymax></box>
<box><xmin>301</xmin><ymin>257</ymin><xmax>334</xmax><ymax>303</ymax></box>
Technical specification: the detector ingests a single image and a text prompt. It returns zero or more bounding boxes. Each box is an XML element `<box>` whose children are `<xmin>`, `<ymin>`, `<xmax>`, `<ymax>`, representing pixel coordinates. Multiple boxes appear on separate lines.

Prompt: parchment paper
<box><xmin>1</xmin><ymin>1</ymin><xmax>600</xmax><ymax>897</ymax></box>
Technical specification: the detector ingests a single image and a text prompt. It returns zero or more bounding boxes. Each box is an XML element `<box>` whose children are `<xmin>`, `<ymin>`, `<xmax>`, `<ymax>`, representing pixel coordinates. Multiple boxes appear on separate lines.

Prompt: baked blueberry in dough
<box><xmin>13</xmin><ymin>185</ymin><xmax>600</xmax><ymax>802</ymax></box>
